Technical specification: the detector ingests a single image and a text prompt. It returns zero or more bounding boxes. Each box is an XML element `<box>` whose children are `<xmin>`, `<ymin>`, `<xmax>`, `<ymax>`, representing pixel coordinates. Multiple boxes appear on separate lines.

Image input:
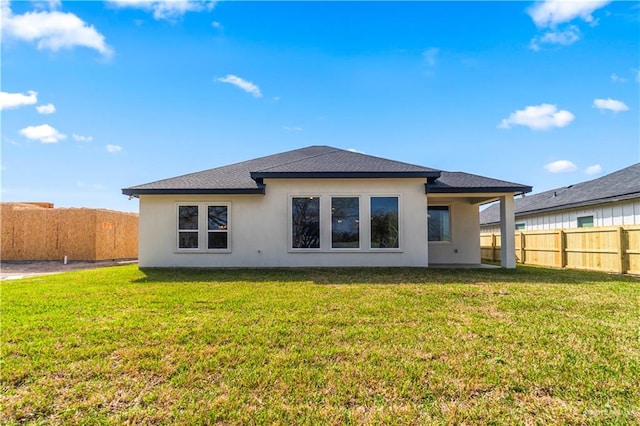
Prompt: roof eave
<box><xmin>251</xmin><ymin>171</ymin><xmax>441</xmax><ymax>179</ymax></box>
<box><xmin>426</xmin><ymin>185</ymin><xmax>533</xmax><ymax>194</ymax></box>
<box><xmin>121</xmin><ymin>187</ymin><xmax>266</xmax><ymax>196</ymax></box>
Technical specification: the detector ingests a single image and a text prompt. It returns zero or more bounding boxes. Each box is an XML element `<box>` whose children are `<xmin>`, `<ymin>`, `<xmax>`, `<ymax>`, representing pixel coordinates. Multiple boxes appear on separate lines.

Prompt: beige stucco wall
<box><xmin>138</xmin><ymin>178</ymin><xmax>437</xmax><ymax>268</ymax></box>
<box><xmin>427</xmin><ymin>199</ymin><xmax>481</xmax><ymax>265</ymax></box>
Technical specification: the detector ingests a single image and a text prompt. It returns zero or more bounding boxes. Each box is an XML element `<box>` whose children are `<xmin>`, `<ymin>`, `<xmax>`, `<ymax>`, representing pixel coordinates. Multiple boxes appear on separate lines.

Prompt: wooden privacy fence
<box><xmin>1</xmin><ymin>203</ymin><xmax>138</xmax><ymax>261</ymax></box>
<box><xmin>481</xmin><ymin>226</ymin><xmax>640</xmax><ymax>275</ymax></box>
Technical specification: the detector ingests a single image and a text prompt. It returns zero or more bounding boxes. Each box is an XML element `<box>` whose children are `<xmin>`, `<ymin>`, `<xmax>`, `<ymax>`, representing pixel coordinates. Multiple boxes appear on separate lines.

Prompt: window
<box><xmin>577</xmin><ymin>215</ymin><xmax>594</xmax><ymax>228</ymax></box>
<box><xmin>331</xmin><ymin>197</ymin><xmax>360</xmax><ymax>248</ymax></box>
<box><xmin>178</xmin><ymin>205</ymin><xmax>199</xmax><ymax>249</ymax></box>
<box><xmin>515</xmin><ymin>223</ymin><xmax>525</xmax><ymax>231</ymax></box>
<box><xmin>292</xmin><ymin>197</ymin><xmax>320</xmax><ymax>249</ymax></box>
<box><xmin>370</xmin><ymin>197</ymin><xmax>399</xmax><ymax>249</ymax></box>
<box><xmin>428</xmin><ymin>206</ymin><xmax>450</xmax><ymax>242</ymax></box>
<box><xmin>207</xmin><ymin>205</ymin><xmax>228</xmax><ymax>249</ymax></box>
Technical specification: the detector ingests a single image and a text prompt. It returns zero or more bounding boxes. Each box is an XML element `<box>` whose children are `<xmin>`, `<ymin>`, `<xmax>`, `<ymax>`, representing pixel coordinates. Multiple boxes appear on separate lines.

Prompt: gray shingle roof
<box><xmin>427</xmin><ymin>171</ymin><xmax>532</xmax><ymax>193</ymax></box>
<box><xmin>122</xmin><ymin>145</ymin><xmax>532</xmax><ymax>196</ymax></box>
<box><xmin>480</xmin><ymin>163</ymin><xmax>640</xmax><ymax>225</ymax></box>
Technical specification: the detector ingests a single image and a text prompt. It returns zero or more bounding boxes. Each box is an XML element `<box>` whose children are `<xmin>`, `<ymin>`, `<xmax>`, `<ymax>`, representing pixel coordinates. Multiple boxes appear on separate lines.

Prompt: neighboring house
<box><xmin>123</xmin><ymin>146</ymin><xmax>531</xmax><ymax>268</ymax></box>
<box><xmin>480</xmin><ymin>163</ymin><xmax>640</xmax><ymax>233</ymax></box>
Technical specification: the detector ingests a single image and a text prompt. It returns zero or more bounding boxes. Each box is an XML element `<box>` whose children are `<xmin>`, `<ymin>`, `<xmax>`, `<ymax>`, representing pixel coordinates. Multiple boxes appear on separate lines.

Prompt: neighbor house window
<box><xmin>428</xmin><ymin>206</ymin><xmax>450</xmax><ymax>242</ymax></box>
<box><xmin>515</xmin><ymin>223</ymin><xmax>525</xmax><ymax>231</ymax></box>
<box><xmin>370</xmin><ymin>196</ymin><xmax>399</xmax><ymax>249</ymax></box>
<box><xmin>178</xmin><ymin>205</ymin><xmax>199</xmax><ymax>249</ymax></box>
<box><xmin>577</xmin><ymin>216</ymin><xmax>594</xmax><ymax>228</ymax></box>
<box><xmin>207</xmin><ymin>205</ymin><xmax>228</xmax><ymax>249</ymax></box>
<box><xmin>332</xmin><ymin>197</ymin><xmax>360</xmax><ymax>248</ymax></box>
<box><xmin>292</xmin><ymin>197</ymin><xmax>320</xmax><ymax>249</ymax></box>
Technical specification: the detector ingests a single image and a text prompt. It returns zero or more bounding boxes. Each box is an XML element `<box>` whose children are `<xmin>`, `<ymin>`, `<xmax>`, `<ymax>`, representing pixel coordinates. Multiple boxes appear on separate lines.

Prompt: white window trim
<box><xmin>206</xmin><ymin>203</ymin><xmax>232</xmax><ymax>252</ymax></box>
<box><xmin>428</xmin><ymin>203</ymin><xmax>452</xmax><ymax>244</ymax></box>
<box><xmin>176</xmin><ymin>204</ymin><xmax>200</xmax><ymax>251</ymax></box>
<box><xmin>289</xmin><ymin>195</ymin><xmax>322</xmax><ymax>252</ymax></box>
<box><xmin>175</xmin><ymin>202</ymin><xmax>232</xmax><ymax>253</ymax></box>
<box><xmin>577</xmin><ymin>215</ymin><xmax>594</xmax><ymax>228</ymax></box>
<box><xmin>330</xmin><ymin>195</ymin><xmax>362</xmax><ymax>251</ymax></box>
<box><xmin>369</xmin><ymin>194</ymin><xmax>402</xmax><ymax>252</ymax></box>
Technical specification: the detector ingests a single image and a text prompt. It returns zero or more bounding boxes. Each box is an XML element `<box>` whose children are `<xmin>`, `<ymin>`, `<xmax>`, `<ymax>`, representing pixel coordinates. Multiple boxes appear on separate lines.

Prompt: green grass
<box><xmin>2</xmin><ymin>265</ymin><xmax>639</xmax><ymax>425</ymax></box>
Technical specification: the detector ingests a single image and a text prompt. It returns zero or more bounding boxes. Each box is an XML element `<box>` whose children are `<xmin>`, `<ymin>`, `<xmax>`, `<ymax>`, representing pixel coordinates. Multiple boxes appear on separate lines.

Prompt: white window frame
<box><xmin>369</xmin><ymin>195</ymin><xmax>402</xmax><ymax>251</ymax></box>
<box><xmin>175</xmin><ymin>202</ymin><xmax>231</xmax><ymax>253</ymax></box>
<box><xmin>206</xmin><ymin>203</ymin><xmax>231</xmax><ymax>252</ymax></box>
<box><xmin>176</xmin><ymin>204</ymin><xmax>200</xmax><ymax>251</ymax></box>
<box><xmin>428</xmin><ymin>204</ymin><xmax>452</xmax><ymax>243</ymax></box>
<box><xmin>577</xmin><ymin>215</ymin><xmax>594</xmax><ymax>228</ymax></box>
<box><xmin>330</xmin><ymin>195</ymin><xmax>362</xmax><ymax>251</ymax></box>
<box><xmin>289</xmin><ymin>195</ymin><xmax>322</xmax><ymax>251</ymax></box>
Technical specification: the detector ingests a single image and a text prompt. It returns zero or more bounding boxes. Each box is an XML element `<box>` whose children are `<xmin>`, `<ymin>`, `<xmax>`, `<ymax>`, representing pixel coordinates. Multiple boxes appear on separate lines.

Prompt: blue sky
<box><xmin>1</xmin><ymin>0</ymin><xmax>638</xmax><ymax>213</ymax></box>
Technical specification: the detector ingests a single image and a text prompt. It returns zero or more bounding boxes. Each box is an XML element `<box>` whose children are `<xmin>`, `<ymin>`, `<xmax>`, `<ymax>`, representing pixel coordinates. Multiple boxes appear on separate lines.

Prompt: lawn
<box><xmin>1</xmin><ymin>265</ymin><xmax>639</xmax><ymax>425</ymax></box>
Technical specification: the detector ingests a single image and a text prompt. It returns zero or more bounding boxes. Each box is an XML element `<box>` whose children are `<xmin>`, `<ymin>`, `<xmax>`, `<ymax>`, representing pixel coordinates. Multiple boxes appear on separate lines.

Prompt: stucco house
<box><xmin>123</xmin><ymin>146</ymin><xmax>531</xmax><ymax>268</ymax></box>
<box><xmin>480</xmin><ymin>163</ymin><xmax>640</xmax><ymax>233</ymax></box>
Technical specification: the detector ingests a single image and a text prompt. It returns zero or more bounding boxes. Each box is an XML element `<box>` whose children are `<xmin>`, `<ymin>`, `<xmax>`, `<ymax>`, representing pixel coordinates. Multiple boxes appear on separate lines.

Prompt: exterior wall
<box><xmin>428</xmin><ymin>199</ymin><xmax>481</xmax><ymax>265</ymax></box>
<box><xmin>138</xmin><ymin>178</ymin><xmax>431</xmax><ymax>268</ymax></box>
<box><xmin>481</xmin><ymin>199</ymin><xmax>640</xmax><ymax>234</ymax></box>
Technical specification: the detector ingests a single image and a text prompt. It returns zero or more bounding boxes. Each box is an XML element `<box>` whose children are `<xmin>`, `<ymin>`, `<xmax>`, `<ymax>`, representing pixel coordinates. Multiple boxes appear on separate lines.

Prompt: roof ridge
<box><xmin>255</xmin><ymin>146</ymin><xmax>340</xmax><ymax>172</ymax></box>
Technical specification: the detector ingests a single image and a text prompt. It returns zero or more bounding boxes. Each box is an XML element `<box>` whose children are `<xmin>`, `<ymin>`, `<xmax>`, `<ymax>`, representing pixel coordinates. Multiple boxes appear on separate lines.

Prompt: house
<box><xmin>480</xmin><ymin>163</ymin><xmax>640</xmax><ymax>233</ymax></box>
<box><xmin>122</xmin><ymin>146</ymin><xmax>531</xmax><ymax>268</ymax></box>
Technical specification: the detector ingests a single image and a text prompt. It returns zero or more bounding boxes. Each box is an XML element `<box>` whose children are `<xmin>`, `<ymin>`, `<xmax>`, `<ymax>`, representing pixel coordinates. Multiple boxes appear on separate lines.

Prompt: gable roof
<box><xmin>122</xmin><ymin>145</ymin><xmax>531</xmax><ymax>196</ymax></box>
<box><xmin>480</xmin><ymin>163</ymin><xmax>640</xmax><ymax>225</ymax></box>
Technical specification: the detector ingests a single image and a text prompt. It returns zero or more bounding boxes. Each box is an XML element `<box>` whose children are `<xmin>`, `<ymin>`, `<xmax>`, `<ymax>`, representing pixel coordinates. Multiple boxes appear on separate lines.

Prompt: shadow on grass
<box><xmin>133</xmin><ymin>265</ymin><xmax>640</xmax><ymax>285</ymax></box>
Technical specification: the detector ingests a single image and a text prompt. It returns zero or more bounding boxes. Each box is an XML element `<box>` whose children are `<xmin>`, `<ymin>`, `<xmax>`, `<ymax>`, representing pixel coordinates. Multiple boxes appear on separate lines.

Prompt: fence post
<box><xmin>520</xmin><ymin>232</ymin><xmax>526</xmax><ymax>264</ymax></box>
<box><xmin>556</xmin><ymin>230</ymin><xmax>566</xmax><ymax>268</ymax></box>
<box><xmin>492</xmin><ymin>233</ymin><xmax>497</xmax><ymax>262</ymax></box>
<box><xmin>617</xmin><ymin>227</ymin><xmax>626</xmax><ymax>274</ymax></box>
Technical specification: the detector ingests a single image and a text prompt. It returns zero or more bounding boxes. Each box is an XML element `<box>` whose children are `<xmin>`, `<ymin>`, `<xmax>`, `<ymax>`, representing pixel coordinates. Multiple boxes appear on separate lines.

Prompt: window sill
<box><xmin>175</xmin><ymin>250</ymin><xmax>232</xmax><ymax>254</ymax></box>
<box><xmin>288</xmin><ymin>249</ymin><xmax>404</xmax><ymax>254</ymax></box>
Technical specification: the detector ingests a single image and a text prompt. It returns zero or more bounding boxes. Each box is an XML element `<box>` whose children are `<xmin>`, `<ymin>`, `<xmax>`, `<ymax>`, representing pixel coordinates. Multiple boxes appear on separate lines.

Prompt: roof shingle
<box><xmin>123</xmin><ymin>145</ymin><xmax>532</xmax><ymax>196</ymax></box>
<box><xmin>480</xmin><ymin>163</ymin><xmax>640</xmax><ymax>225</ymax></box>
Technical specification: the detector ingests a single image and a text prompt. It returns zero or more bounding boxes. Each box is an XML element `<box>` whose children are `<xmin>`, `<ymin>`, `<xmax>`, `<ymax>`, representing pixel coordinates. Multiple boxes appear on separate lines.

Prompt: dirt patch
<box><xmin>1</xmin><ymin>259</ymin><xmax>137</xmax><ymax>280</ymax></box>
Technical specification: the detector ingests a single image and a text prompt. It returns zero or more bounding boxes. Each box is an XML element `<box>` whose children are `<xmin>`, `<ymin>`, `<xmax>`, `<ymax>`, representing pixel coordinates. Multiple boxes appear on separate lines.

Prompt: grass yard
<box><xmin>1</xmin><ymin>265</ymin><xmax>639</xmax><ymax>425</ymax></box>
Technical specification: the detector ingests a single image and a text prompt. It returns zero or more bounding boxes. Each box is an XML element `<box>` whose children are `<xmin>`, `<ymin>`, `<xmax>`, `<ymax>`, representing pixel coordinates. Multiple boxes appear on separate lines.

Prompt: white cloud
<box><xmin>585</xmin><ymin>164</ymin><xmax>602</xmax><ymax>175</ymax></box>
<box><xmin>283</xmin><ymin>126</ymin><xmax>302</xmax><ymax>132</ymax></box>
<box><xmin>19</xmin><ymin>124</ymin><xmax>67</xmax><ymax>143</ymax></box>
<box><xmin>106</xmin><ymin>144</ymin><xmax>122</xmax><ymax>153</ymax></box>
<box><xmin>593</xmin><ymin>98</ymin><xmax>629</xmax><ymax>112</ymax></box>
<box><xmin>530</xmin><ymin>25</ymin><xmax>580</xmax><ymax>50</ymax></box>
<box><xmin>611</xmin><ymin>73</ymin><xmax>627</xmax><ymax>84</ymax></box>
<box><xmin>544</xmin><ymin>160</ymin><xmax>577</xmax><ymax>173</ymax></box>
<box><xmin>211</xmin><ymin>20</ymin><xmax>222</xmax><ymax>29</ymax></box>
<box><xmin>77</xmin><ymin>181</ymin><xmax>105</xmax><ymax>190</ymax></box>
<box><xmin>36</xmin><ymin>103</ymin><xmax>56</xmax><ymax>114</ymax></box>
<box><xmin>636</xmin><ymin>69</ymin><xmax>640</xmax><ymax>83</ymax></box>
<box><xmin>1</xmin><ymin>2</ymin><xmax>113</xmax><ymax>57</ymax></box>
<box><xmin>499</xmin><ymin>104</ymin><xmax>575</xmax><ymax>131</ymax></box>
<box><xmin>216</xmin><ymin>74</ymin><xmax>262</xmax><ymax>98</ymax></box>
<box><xmin>423</xmin><ymin>47</ymin><xmax>439</xmax><ymax>67</ymax></box>
<box><xmin>73</xmin><ymin>133</ymin><xmax>93</xmax><ymax>142</ymax></box>
<box><xmin>528</xmin><ymin>0</ymin><xmax>611</xmax><ymax>28</ymax></box>
<box><xmin>109</xmin><ymin>0</ymin><xmax>216</xmax><ymax>21</ymax></box>
<box><xmin>0</xmin><ymin>90</ymin><xmax>38</xmax><ymax>110</ymax></box>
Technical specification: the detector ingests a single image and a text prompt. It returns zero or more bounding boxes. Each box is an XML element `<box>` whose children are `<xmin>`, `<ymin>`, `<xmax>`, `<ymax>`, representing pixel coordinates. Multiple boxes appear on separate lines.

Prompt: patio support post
<box><xmin>499</xmin><ymin>194</ymin><xmax>516</xmax><ymax>268</ymax></box>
